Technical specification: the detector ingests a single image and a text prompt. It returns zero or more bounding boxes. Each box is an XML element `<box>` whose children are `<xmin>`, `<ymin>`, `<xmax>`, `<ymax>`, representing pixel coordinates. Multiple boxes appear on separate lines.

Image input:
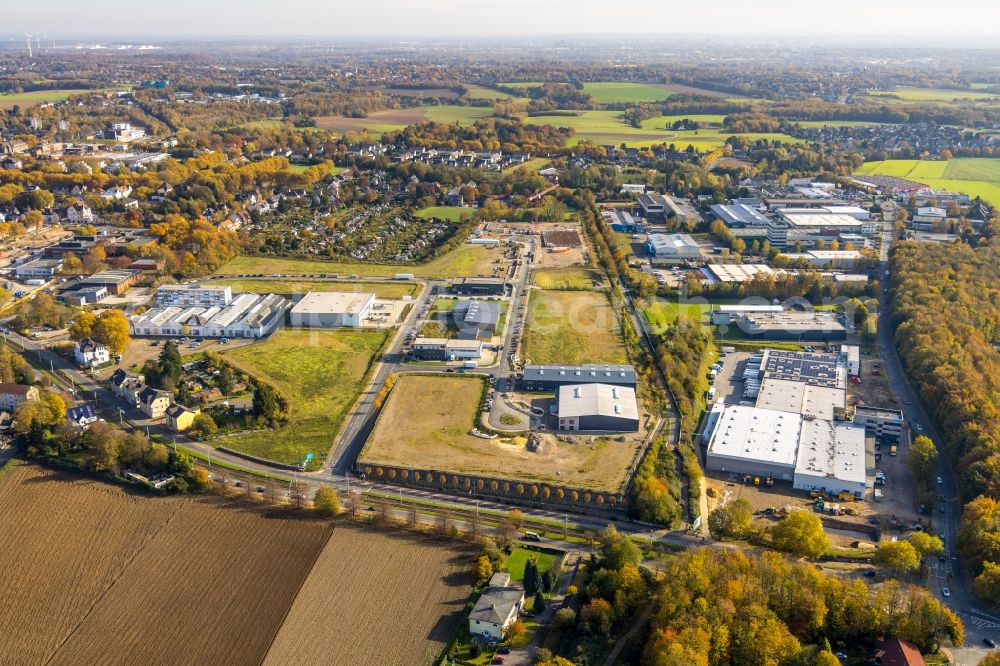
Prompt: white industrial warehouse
<box><xmin>288</xmin><ymin>291</ymin><xmax>375</xmax><ymax>328</ymax></box>
<box><xmin>556</xmin><ymin>383</ymin><xmax>639</xmax><ymax>432</ymax></box>
<box><xmin>703</xmin><ymin>348</ymin><xmax>871</xmax><ymax>498</ymax></box>
<box><xmin>129</xmin><ymin>292</ymin><xmax>288</xmax><ymax>339</ymax></box>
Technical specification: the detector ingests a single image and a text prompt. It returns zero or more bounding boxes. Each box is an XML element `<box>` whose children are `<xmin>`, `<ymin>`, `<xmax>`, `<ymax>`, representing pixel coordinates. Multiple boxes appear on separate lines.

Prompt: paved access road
<box><xmin>876</xmin><ymin>217</ymin><xmax>998</xmax><ymax>662</ymax></box>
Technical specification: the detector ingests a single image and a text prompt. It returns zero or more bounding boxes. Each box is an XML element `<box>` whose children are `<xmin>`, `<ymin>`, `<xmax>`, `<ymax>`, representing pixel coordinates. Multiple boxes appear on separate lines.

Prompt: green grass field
<box><xmin>206</xmin><ymin>278</ymin><xmax>419</xmax><ymax>299</ymax></box>
<box><xmin>642</xmin><ymin>299</ymin><xmax>711</xmax><ymax>334</ymax></box>
<box><xmin>218</xmin><ymin>243</ymin><xmax>507</xmax><ymax>279</ymax></box>
<box><xmin>414</xmin><ymin>206</ymin><xmax>473</xmax><ymax>222</ymax></box>
<box><xmin>0</xmin><ymin>88</ymin><xmax>103</xmax><ymax>109</ymax></box>
<box><xmin>523</xmin><ymin>289</ymin><xmax>626</xmax><ymax>365</ymax></box>
<box><xmin>526</xmin><ymin>110</ymin><xmax>802</xmax><ymax>150</ymax></box>
<box><xmin>854</xmin><ymin>158</ymin><xmax>1000</xmax><ymax>206</ymax></box>
<box><xmin>581</xmin><ymin>82</ymin><xmax>674</xmax><ymax>104</ymax></box>
<box><xmin>422</xmin><ymin>105</ymin><xmax>495</xmax><ymax>124</ymax></box>
<box><xmin>866</xmin><ymin>87</ymin><xmax>1000</xmax><ymax>103</ymax></box>
<box><xmin>504</xmin><ymin>547</ymin><xmax>560</xmax><ymax>581</ymax></box>
<box><xmin>504</xmin><ymin>157</ymin><xmax>550</xmax><ymax>173</ymax></box>
<box><xmin>531</xmin><ymin>268</ymin><xmax>605</xmax><ymax>290</ymax></box>
<box><xmin>219</xmin><ymin>329</ymin><xmax>388</xmax><ymax>466</ymax></box>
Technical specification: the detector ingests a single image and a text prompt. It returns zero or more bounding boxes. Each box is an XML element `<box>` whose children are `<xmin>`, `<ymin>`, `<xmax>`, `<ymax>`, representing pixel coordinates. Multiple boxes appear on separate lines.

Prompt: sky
<box><xmin>4</xmin><ymin>0</ymin><xmax>1000</xmax><ymax>40</ymax></box>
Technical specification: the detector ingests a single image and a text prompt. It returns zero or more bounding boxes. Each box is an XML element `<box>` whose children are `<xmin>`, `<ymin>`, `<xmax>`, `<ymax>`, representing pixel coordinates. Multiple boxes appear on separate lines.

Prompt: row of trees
<box><xmin>889</xmin><ymin>242</ymin><xmax>1000</xmax><ymax>605</ymax></box>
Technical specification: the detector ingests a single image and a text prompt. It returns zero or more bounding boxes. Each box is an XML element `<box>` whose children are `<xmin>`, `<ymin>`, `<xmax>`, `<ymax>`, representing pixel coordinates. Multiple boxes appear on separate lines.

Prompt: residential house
<box><xmin>0</xmin><ymin>384</ymin><xmax>40</xmax><ymax>411</ymax></box>
<box><xmin>65</xmin><ymin>204</ymin><xmax>95</xmax><ymax>223</ymax></box>
<box><xmin>166</xmin><ymin>404</ymin><xmax>199</xmax><ymax>432</ymax></box>
<box><xmin>110</xmin><ymin>369</ymin><xmax>145</xmax><ymax>408</ymax></box>
<box><xmin>1</xmin><ymin>157</ymin><xmax>23</xmax><ymax>170</ymax></box>
<box><xmin>73</xmin><ymin>338</ymin><xmax>110</xmax><ymax>368</ymax></box>
<box><xmin>468</xmin><ymin>573</ymin><xmax>524</xmax><ymax>641</ymax></box>
<box><xmin>67</xmin><ymin>402</ymin><xmax>100</xmax><ymax>428</ymax></box>
<box><xmin>100</xmin><ymin>185</ymin><xmax>133</xmax><ymax>201</ymax></box>
<box><xmin>873</xmin><ymin>638</ymin><xmax>925</xmax><ymax>666</ymax></box>
<box><xmin>138</xmin><ymin>386</ymin><xmax>172</xmax><ymax>419</ymax></box>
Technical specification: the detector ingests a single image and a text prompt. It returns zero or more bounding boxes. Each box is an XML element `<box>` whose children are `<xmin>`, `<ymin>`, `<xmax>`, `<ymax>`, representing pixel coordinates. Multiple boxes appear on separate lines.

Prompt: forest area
<box><xmin>889</xmin><ymin>242</ymin><xmax>1000</xmax><ymax>605</ymax></box>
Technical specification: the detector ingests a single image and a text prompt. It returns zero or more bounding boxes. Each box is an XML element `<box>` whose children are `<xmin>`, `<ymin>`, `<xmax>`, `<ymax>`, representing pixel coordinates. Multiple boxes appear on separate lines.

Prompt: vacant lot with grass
<box><xmin>415</xmin><ymin>205</ymin><xmax>473</xmax><ymax>222</ymax></box>
<box><xmin>0</xmin><ymin>88</ymin><xmax>102</xmax><ymax>109</ymax></box>
<box><xmin>314</xmin><ymin>105</ymin><xmax>493</xmax><ymax>135</ymax></box>
<box><xmin>221</xmin><ymin>329</ymin><xmax>388</xmax><ymax>465</ymax></box>
<box><xmin>0</xmin><ymin>463</ymin><xmax>333</xmax><ymax>666</ymax></box>
<box><xmin>264</xmin><ymin>524</ymin><xmax>474</xmax><ymax>665</ymax></box>
<box><xmin>526</xmin><ymin>109</ymin><xmax>802</xmax><ymax>150</ymax></box>
<box><xmin>219</xmin><ymin>243</ymin><xmax>507</xmax><ymax>279</ymax></box>
<box><xmin>581</xmin><ymin>81</ymin><xmax>675</xmax><ymax>104</ymax></box>
<box><xmin>0</xmin><ymin>463</ymin><xmax>474</xmax><ymax>666</ymax></box>
<box><xmin>523</xmin><ymin>289</ymin><xmax>627</xmax><ymax>365</ymax></box>
<box><xmin>855</xmin><ymin>158</ymin><xmax>1000</xmax><ymax>207</ymax></box>
<box><xmin>531</xmin><ymin>267</ymin><xmax>605</xmax><ymax>290</ymax></box>
<box><xmin>207</xmin><ymin>278</ymin><xmax>419</xmax><ymax>299</ymax></box>
<box><xmin>642</xmin><ymin>299</ymin><xmax>712</xmax><ymax>334</ymax></box>
<box><xmin>361</xmin><ymin>375</ymin><xmax>637</xmax><ymax>492</ymax></box>
<box><xmin>866</xmin><ymin>87</ymin><xmax>1000</xmax><ymax>103</ymax></box>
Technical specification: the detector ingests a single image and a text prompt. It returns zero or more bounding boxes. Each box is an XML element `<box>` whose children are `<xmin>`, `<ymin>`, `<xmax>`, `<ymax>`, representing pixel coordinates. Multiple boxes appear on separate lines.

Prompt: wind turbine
<box><xmin>25</xmin><ymin>34</ymin><xmax>32</xmax><ymax>58</ymax></box>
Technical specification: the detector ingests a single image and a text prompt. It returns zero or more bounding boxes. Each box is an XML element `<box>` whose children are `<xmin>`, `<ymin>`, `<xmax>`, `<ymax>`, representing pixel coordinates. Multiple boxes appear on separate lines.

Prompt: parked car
<box><xmin>985</xmin><ymin>638</ymin><xmax>998</xmax><ymax>648</ymax></box>
<box><xmin>942</xmin><ymin>587</ymin><xmax>950</xmax><ymax>597</ymax></box>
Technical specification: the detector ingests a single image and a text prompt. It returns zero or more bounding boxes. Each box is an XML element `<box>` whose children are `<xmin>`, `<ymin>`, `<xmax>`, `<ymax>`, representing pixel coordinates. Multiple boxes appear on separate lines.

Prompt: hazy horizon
<box><xmin>4</xmin><ymin>0</ymin><xmax>1000</xmax><ymax>40</ymax></box>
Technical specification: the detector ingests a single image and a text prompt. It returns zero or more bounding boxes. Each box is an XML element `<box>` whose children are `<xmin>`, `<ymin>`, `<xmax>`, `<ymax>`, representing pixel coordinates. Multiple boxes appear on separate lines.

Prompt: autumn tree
<box><xmin>908</xmin><ymin>436</ymin><xmax>939</xmax><ymax>482</ymax></box>
<box><xmin>313</xmin><ymin>486</ymin><xmax>340</xmax><ymax>517</ymax></box>
<box><xmin>770</xmin><ymin>510</ymin><xmax>830</xmax><ymax>559</ymax></box>
<box><xmin>599</xmin><ymin>524</ymin><xmax>642</xmax><ymax>570</ymax></box>
<box><xmin>92</xmin><ymin>309</ymin><xmax>130</xmax><ymax>354</ymax></box>
<box><xmin>874</xmin><ymin>540</ymin><xmax>921</xmax><ymax>576</ymax></box>
<box><xmin>68</xmin><ymin>311</ymin><xmax>97</xmax><ymax>341</ymax></box>
<box><xmin>708</xmin><ymin>498</ymin><xmax>754</xmax><ymax>540</ymax></box>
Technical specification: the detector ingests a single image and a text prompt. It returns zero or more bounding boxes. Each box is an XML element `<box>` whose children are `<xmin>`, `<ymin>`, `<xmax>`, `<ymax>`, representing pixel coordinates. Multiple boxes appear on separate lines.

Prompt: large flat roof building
<box><xmin>288</xmin><ymin>291</ymin><xmax>375</xmax><ymax>328</ymax></box>
<box><xmin>557</xmin><ymin>383</ymin><xmax>639</xmax><ymax>432</ymax></box>
<box><xmin>759</xmin><ymin>350</ymin><xmax>847</xmax><ymax>389</ymax></box>
<box><xmin>129</xmin><ymin>292</ymin><xmax>288</xmax><ymax>339</ymax></box>
<box><xmin>706</xmin><ymin>405</ymin><xmax>802</xmax><ymax>481</ymax></box>
<box><xmin>453</xmin><ymin>299</ymin><xmax>500</xmax><ymax>340</ymax></box>
<box><xmin>793</xmin><ymin>419</ymin><xmax>868</xmax><ymax>497</ymax></box>
<box><xmin>710</xmin><ymin>203</ymin><xmax>770</xmax><ymax>228</ymax></box>
<box><xmin>853</xmin><ymin>405</ymin><xmax>903</xmax><ymax>442</ymax></box>
<box><xmin>701</xmin><ymin>264</ymin><xmax>781</xmax><ymax>284</ymax></box>
<box><xmin>450</xmin><ymin>277</ymin><xmax>508</xmax><ymax>296</ymax></box>
<box><xmin>646</xmin><ymin>233</ymin><xmax>700</xmax><ymax>258</ymax></box>
<box><xmin>157</xmin><ymin>284</ymin><xmax>232</xmax><ymax>308</ymax></box>
<box><xmin>521</xmin><ymin>364</ymin><xmax>636</xmax><ymax>392</ymax></box>
<box><xmin>754</xmin><ymin>378</ymin><xmax>845</xmax><ymax>421</ymax></box>
<box><xmin>733</xmin><ymin>311</ymin><xmax>846</xmax><ymax>341</ymax></box>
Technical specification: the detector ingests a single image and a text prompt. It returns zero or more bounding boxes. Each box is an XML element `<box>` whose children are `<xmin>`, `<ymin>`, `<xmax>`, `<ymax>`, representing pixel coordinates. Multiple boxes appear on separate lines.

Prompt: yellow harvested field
<box><xmin>362</xmin><ymin>375</ymin><xmax>639</xmax><ymax>492</ymax></box>
<box><xmin>264</xmin><ymin>525</ymin><xmax>475</xmax><ymax>665</ymax></box>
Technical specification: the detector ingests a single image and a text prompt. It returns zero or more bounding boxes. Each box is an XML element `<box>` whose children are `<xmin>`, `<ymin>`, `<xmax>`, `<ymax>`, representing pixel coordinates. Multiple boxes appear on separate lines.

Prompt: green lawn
<box><xmin>218</xmin><ymin>242</ymin><xmax>508</xmax><ymax>279</ymax></box>
<box><xmin>414</xmin><ymin>206</ymin><xmax>473</xmax><ymax>222</ymax></box>
<box><xmin>240</xmin><ymin>118</ymin><xmax>287</xmax><ymax>130</ymax></box>
<box><xmin>642</xmin><ymin>299</ymin><xmax>712</xmax><ymax>334</ymax></box>
<box><xmin>504</xmin><ymin>157</ymin><xmax>550</xmax><ymax>173</ymax></box>
<box><xmin>206</xmin><ymin>278</ymin><xmax>419</xmax><ymax>299</ymax></box>
<box><xmin>581</xmin><ymin>82</ymin><xmax>674</xmax><ymax>104</ymax></box>
<box><xmin>523</xmin><ymin>289</ymin><xmax>626</xmax><ymax>365</ymax></box>
<box><xmin>531</xmin><ymin>268</ymin><xmax>605</xmax><ymax>290</ymax></box>
<box><xmin>866</xmin><ymin>87</ymin><xmax>1000</xmax><ymax>103</ymax></box>
<box><xmin>525</xmin><ymin>110</ymin><xmax>802</xmax><ymax>150</ymax></box>
<box><xmin>854</xmin><ymin>158</ymin><xmax>1000</xmax><ymax>207</ymax></box>
<box><xmin>0</xmin><ymin>88</ymin><xmax>105</xmax><ymax>108</ymax></box>
<box><xmin>504</xmin><ymin>547</ymin><xmax>561</xmax><ymax>581</ymax></box>
<box><xmin>217</xmin><ymin>329</ymin><xmax>388</xmax><ymax>466</ymax></box>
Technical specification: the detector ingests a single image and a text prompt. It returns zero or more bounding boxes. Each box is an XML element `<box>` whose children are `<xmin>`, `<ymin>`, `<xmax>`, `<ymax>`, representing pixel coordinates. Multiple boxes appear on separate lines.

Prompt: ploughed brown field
<box><xmin>0</xmin><ymin>463</ymin><xmax>474</xmax><ymax>666</ymax></box>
